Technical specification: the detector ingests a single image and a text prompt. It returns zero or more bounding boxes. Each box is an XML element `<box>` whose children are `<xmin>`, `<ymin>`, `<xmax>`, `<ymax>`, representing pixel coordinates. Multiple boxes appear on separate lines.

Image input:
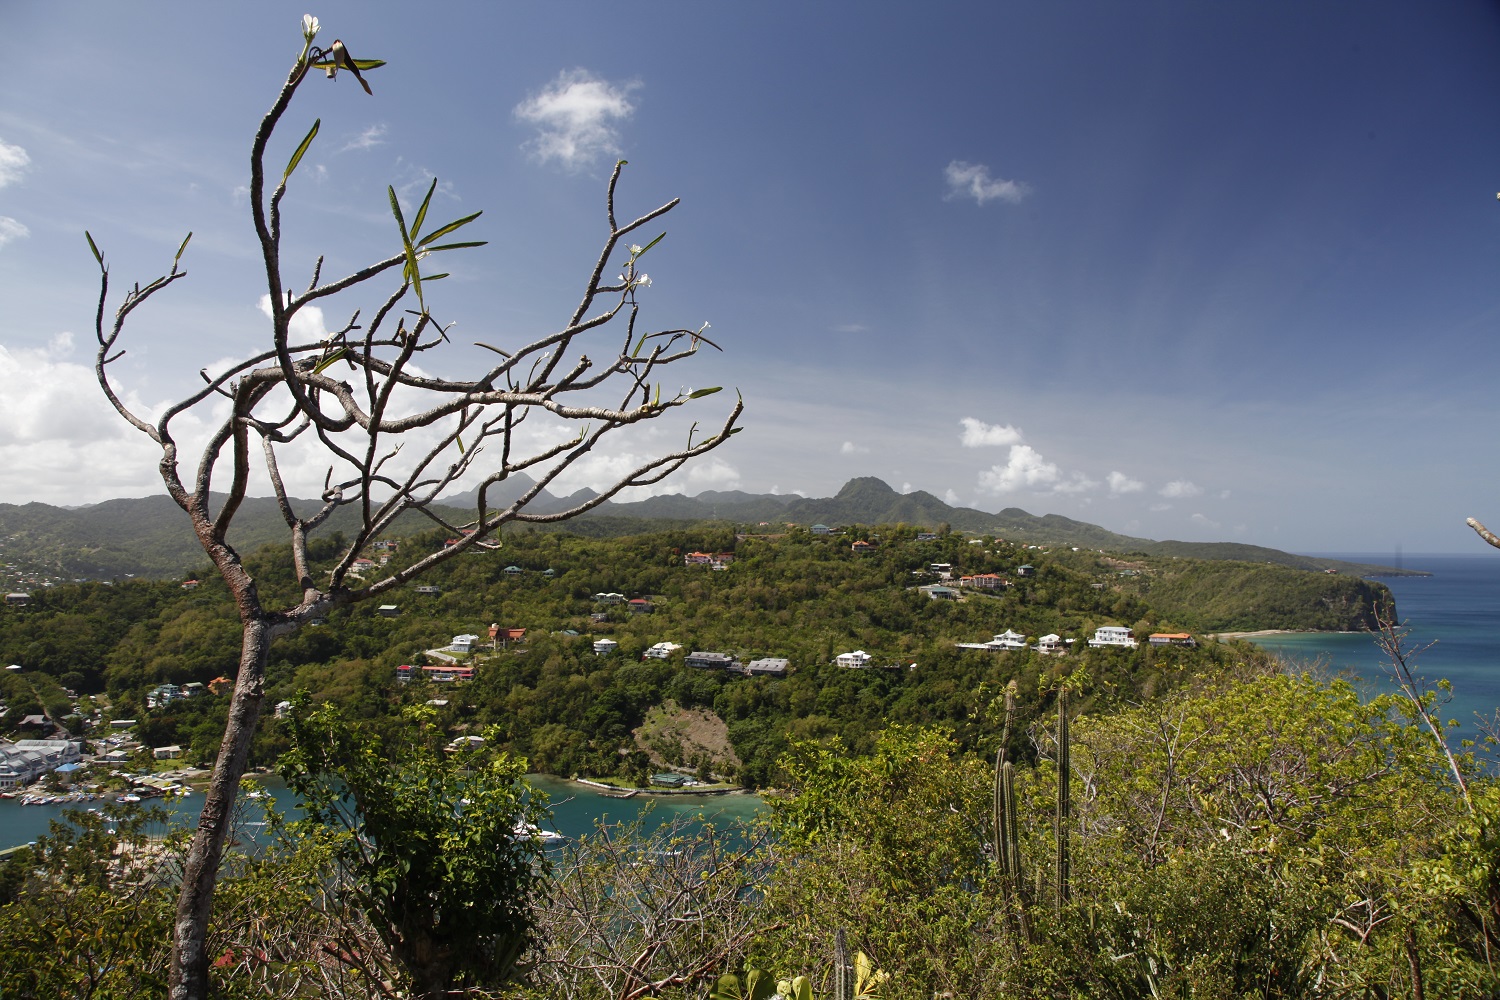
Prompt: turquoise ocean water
<box><xmin>1246</xmin><ymin>552</ymin><xmax>1500</xmax><ymax>733</ymax></box>
<box><xmin>0</xmin><ymin>771</ymin><xmax>764</xmax><ymax>851</ymax></box>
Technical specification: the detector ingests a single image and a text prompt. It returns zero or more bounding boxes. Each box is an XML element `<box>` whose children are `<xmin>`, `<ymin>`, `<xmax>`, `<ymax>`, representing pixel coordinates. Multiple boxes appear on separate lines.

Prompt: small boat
<box><xmin>513</xmin><ymin>821</ymin><xmax>565</xmax><ymax>844</ymax></box>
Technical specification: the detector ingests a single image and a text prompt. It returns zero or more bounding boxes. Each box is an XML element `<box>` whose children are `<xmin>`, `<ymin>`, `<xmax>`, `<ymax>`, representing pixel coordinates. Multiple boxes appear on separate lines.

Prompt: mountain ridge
<box><xmin>0</xmin><ymin>476</ymin><xmax>1418</xmax><ymax>584</ymax></box>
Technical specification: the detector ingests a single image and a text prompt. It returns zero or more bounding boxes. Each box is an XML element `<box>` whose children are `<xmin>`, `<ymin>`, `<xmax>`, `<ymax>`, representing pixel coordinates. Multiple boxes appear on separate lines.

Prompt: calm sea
<box><xmin>1247</xmin><ymin>552</ymin><xmax>1500</xmax><ymax>734</ymax></box>
<box><xmin>0</xmin><ymin>773</ymin><xmax>764</xmax><ymax>852</ymax></box>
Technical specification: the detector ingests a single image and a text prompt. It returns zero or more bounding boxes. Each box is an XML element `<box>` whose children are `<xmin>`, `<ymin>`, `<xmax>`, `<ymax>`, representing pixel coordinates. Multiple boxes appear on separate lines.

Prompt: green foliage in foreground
<box><xmin>5</xmin><ymin>667</ymin><xmax>1500</xmax><ymax>998</ymax></box>
<box><xmin>760</xmin><ymin>670</ymin><xmax>1500</xmax><ymax>998</ymax></box>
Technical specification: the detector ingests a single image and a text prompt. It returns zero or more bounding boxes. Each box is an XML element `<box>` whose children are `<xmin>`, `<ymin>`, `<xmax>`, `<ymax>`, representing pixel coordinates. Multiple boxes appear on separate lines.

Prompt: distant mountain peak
<box><xmin>834</xmin><ymin>477</ymin><xmax>900</xmax><ymax>500</ymax></box>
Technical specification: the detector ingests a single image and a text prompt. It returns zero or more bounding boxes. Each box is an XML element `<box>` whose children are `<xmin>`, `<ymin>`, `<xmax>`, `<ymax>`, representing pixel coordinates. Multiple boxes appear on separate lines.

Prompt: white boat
<box><xmin>513</xmin><ymin>821</ymin><xmax>565</xmax><ymax>844</ymax></box>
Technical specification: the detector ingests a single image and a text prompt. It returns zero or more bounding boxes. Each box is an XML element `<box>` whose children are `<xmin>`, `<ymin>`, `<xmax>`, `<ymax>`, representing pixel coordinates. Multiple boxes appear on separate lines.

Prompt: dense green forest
<box><xmin>1</xmin><ymin>524</ymin><xmax>1388</xmax><ymax>786</ymax></box>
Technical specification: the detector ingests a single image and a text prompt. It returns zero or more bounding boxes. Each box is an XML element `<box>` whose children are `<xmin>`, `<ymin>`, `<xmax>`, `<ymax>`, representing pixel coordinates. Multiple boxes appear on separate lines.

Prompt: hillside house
<box><xmin>503</xmin><ymin>565</ymin><xmax>524</xmax><ymax>576</ymax></box>
<box><xmin>810</xmin><ymin>524</ymin><xmax>833</xmax><ymax>535</ymax></box>
<box><xmin>1089</xmin><ymin>626</ymin><xmax>1137</xmax><ymax>649</ymax></box>
<box><xmin>967</xmin><ymin>573</ymin><xmax>1008</xmax><ymax>590</ymax></box>
<box><xmin>377</xmin><ymin>605</ymin><xmax>400</xmax><ymax>617</ymax></box>
<box><xmin>916</xmin><ymin>532</ymin><xmax>938</xmax><ymax>541</ymax></box>
<box><xmin>4</xmin><ymin>593</ymin><xmax>28</xmax><ymax>607</ymax></box>
<box><xmin>835</xmin><ymin>650</ymin><xmax>873</xmax><ymax>669</ymax></box>
<box><xmin>1149</xmin><ymin>633</ymin><xmax>1197</xmax><ymax>647</ymax></box>
<box><xmin>180</xmin><ymin>579</ymin><xmax>199</xmax><ymax>591</ymax></box>
<box><xmin>628</xmin><ymin>598</ymin><xmax>655</xmax><ymax>614</ymax></box>
<box><xmin>686</xmin><ymin>651</ymin><xmax>737</xmax><ymax>670</ymax></box>
<box><xmin>415</xmin><ymin>585</ymin><xmax>441</xmax><ymax>595</ymax></box>
<box><xmin>1016</xmin><ymin>564</ymin><xmax>1035</xmax><ymax>577</ymax></box>
<box><xmin>449</xmin><ymin>634</ymin><xmax>480</xmax><ymax>653</ymax></box>
<box><xmin>743</xmin><ymin>657</ymin><xmax>790</xmax><ymax>676</ymax></box>
<box><xmin>592</xmin><ymin>592</ymin><xmax>625</xmax><ymax>605</ymax></box>
<box><xmin>1035</xmin><ymin>634</ymin><xmax>1067</xmax><ymax>655</ymax></box>
<box><xmin>929</xmin><ymin>563</ymin><xmax>954</xmax><ymax>578</ymax></box>
<box><xmin>919</xmin><ymin>584</ymin><xmax>959</xmax><ymax>600</ymax></box>
<box><xmin>593</xmin><ymin>638</ymin><xmax>619</xmax><ymax>656</ymax></box>
<box><xmin>397</xmin><ymin>664</ymin><xmax>474</xmax><ymax>684</ymax></box>
<box><xmin>153</xmin><ymin>745</ymin><xmax>184</xmax><ymax>760</ymax></box>
<box><xmin>851</xmin><ymin>540</ymin><xmax>877</xmax><ymax>554</ymax></box>
<box><xmin>643</xmin><ymin>641</ymin><xmax>683</xmax><ymax>660</ymax></box>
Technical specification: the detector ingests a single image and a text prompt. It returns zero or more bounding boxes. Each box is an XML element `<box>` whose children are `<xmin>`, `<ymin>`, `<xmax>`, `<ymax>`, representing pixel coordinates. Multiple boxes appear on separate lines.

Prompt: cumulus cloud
<box><xmin>0</xmin><ymin>139</ymin><xmax>30</xmax><ymax>188</ymax></box>
<box><xmin>0</xmin><ymin>336</ymin><xmax>195</xmax><ymax>503</ymax></box>
<box><xmin>342</xmin><ymin>123</ymin><xmax>388</xmax><ymax>152</ymax></box>
<box><xmin>944</xmin><ymin>489</ymin><xmax>962</xmax><ymax>506</ymax></box>
<box><xmin>944</xmin><ymin>160</ymin><xmax>1030</xmax><ymax>205</ymax></box>
<box><xmin>959</xmin><ymin>417</ymin><xmax>1023</xmax><ymax>448</ymax></box>
<box><xmin>1053</xmin><ymin>472</ymin><xmax>1099</xmax><ymax>494</ymax></box>
<box><xmin>978</xmin><ymin>444</ymin><xmax>1060</xmax><ymax>493</ymax></box>
<box><xmin>515</xmin><ymin>69</ymin><xmax>638</xmax><ymax>170</ymax></box>
<box><xmin>1107</xmin><ymin>470</ymin><xmax>1144</xmax><ymax>496</ymax></box>
<box><xmin>0</xmin><ymin>216</ymin><xmax>28</xmax><ymax>249</ymax></box>
<box><xmin>841</xmin><ymin>441</ymin><xmax>870</xmax><ymax>456</ymax></box>
<box><xmin>257</xmin><ymin>294</ymin><xmax>330</xmax><ymax>348</ymax></box>
<box><xmin>1159</xmin><ymin>480</ymin><xmax>1202</xmax><ymax>499</ymax></box>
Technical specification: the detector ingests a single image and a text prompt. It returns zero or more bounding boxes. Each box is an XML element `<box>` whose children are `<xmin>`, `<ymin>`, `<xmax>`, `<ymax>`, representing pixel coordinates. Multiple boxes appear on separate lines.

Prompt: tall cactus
<box><xmin>993</xmin><ymin>681</ymin><xmax>1031</xmax><ymax>946</ymax></box>
<box><xmin>1055</xmin><ymin>685</ymin><xmax>1071</xmax><ymax>908</ymax></box>
<box><xmin>833</xmin><ymin>927</ymin><xmax>853</xmax><ymax>1000</ymax></box>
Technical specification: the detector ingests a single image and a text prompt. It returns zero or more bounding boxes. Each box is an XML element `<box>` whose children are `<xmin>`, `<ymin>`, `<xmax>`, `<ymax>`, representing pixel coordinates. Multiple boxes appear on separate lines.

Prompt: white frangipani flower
<box><xmin>629</xmin><ymin>244</ymin><xmax>642</xmax><ymax>255</ymax></box>
<box><xmin>634</xmin><ymin>273</ymin><xmax>651</xmax><ymax>288</ymax></box>
<box><xmin>301</xmin><ymin>14</ymin><xmax>320</xmax><ymax>40</ymax></box>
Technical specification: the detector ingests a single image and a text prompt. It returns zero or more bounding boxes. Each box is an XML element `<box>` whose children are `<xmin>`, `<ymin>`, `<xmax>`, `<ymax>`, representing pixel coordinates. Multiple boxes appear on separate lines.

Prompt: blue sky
<box><xmin>1</xmin><ymin>2</ymin><xmax>1497</xmax><ymax>553</ymax></box>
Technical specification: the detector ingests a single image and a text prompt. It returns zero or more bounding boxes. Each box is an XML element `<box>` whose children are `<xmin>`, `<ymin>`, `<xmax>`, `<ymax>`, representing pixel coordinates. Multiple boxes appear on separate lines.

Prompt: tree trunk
<box><xmin>167</xmin><ymin>617</ymin><xmax>275</xmax><ymax>1000</ymax></box>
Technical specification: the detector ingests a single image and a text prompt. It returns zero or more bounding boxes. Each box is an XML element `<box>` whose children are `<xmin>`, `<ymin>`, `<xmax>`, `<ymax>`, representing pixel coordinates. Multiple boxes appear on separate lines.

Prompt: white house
<box><xmin>593</xmin><ymin>638</ymin><xmax>619</xmax><ymax>656</ymax></box>
<box><xmin>449</xmin><ymin>634</ymin><xmax>480</xmax><ymax>653</ymax></box>
<box><xmin>643</xmin><ymin>641</ymin><xmax>683</xmax><ymax>659</ymax></box>
<box><xmin>1089</xmin><ymin>626</ymin><xmax>1137</xmax><ymax>649</ymax></box>
<box><xmin>835</xmin><ymin>650</ymin><xmax>873</xmax><ymax>669</ymax></box>
<box><xmin>1035</xmin><ymin>634</ymin><xmax>1067</xmax><ymax>655</ymax></box>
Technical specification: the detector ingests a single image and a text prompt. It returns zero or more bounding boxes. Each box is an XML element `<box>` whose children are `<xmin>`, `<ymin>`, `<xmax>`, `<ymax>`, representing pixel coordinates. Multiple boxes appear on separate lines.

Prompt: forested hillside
<box><xmin>0</xmin><ymin>524</ymin><xmax>1389</xmax><ymax>785</ymax></box>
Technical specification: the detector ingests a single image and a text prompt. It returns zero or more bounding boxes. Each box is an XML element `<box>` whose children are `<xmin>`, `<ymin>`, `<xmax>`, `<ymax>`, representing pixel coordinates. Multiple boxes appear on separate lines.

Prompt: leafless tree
<box><xmin>88</xmin><ymin>21</ymin><xmax>741</xmax><ymax>1000</ymax></box>
<box><xmin>518</xmin><ymin>815</ymin><xmax>776</xmax><ymax>1000</ymax></box>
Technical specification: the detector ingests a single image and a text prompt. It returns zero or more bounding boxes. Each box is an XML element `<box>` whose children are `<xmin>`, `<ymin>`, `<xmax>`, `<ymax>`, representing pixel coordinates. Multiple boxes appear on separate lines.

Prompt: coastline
<box><xmin>1215</xmin><ymin>629</ymin><xmax>1362</xmax><ymax>640</ymax></box>
<box><xmin>569</xmin><ymin>776</ymin><xmax>746</xmax><ymax>797</ymax></box>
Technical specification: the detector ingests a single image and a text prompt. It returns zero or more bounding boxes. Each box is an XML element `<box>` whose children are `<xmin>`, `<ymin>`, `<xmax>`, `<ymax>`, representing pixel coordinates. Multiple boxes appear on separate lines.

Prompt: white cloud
<box><xmin>1159</xmin><ymin>480</ymin><xmax>1202</xmax><ymax>499</ymax></box>
<box><xmin>1149</xmin><ymin>502</ymin><xmax>1172</xmax><ymax>512</ymax></box>
<box><xmin>944</xmin><ymin>160</ymin><xmax>1030</xmax><ymax>205</ymax></box>
<box><xmin>0</xmin><ymin>337</ymin><xmax>196</xmax><ymax>503</ymax></box>
<box><xmin>900</xmin><ymin>481</ymin><xmax>913</xmax><ymax>494</ymax></box>
<box><xmin>959</xmin><ymin>417</ymin><xmax>1023</xmax><ymax>448</ymax></box>
<box><xmin>1053</xmin><ymin>472</ymin><xmax>1099</xmax><ymax>494</ymax></box>
<box><xmin>1190</xmin><ymin>513</ymin><xmax>1221</xmax><ymax>530</ymax></box>
<box><xmin>256</xmin><ymin>294</ymin><xmax>330</xmax><ymax>348</ymax></box>
<box><xmin>1219</xmin><ymin>489</ymin><xmax>1232</xmax><ymax>500</ymax></box>
<box><xmin>1107</xmin><ymin>470</ymin><xmax>1144</xmax><ymax>495</ymax></box>
<box><xmin>841</xmin><ymin>441</ymin><xmax>870</xmax><ymax>456</ymax></box>
<box><xmin>943</xmin><ymin>489</ymin><xmax>962</xmax><ymax>506</ymax></box>
<box><xmin>342</xmin><ymin>123</ymin><xmax>388</xmax><ymax>153</ymax></box>
<box><xmin>978</xmin><ymin>444</ymin><xmax>1059</xmax><ymax>493</ymax></box>
<box><xmin>515</xmin><ymin>69</ymin><xmax>638</xmax><ymax>171</ymax></box>
<box><xmin>0</xmin><ymin>139</ymin><xmax>30</xmax><ymax>188</ymax></box>
<box><xmin>684</xmin><ymin>456</ymin><xmax>741</xmax><ymax>491</ymax></box>
<box><xmin>0</xmin><ymin>216</ymin><xmax>28</xmax><ymax>249</ymax></box>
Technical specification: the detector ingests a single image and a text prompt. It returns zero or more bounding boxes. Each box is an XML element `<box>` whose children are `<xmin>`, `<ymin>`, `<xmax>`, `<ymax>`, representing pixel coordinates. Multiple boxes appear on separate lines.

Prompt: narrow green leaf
<box><xmin>411</xmin><ymin>177</ymin><xmax>438</xmax><ymax>243</ymax></box>
<box><xmin>388</xmin><ymin>185</ymin><xmax>423</xmax><ymax>305</ymax></box>
<box><xmin>635</xmin><ymin>232</ymin><xmax>666</xmax><ymax>257</ymax></box>
<box><xmin>421</xmin><ymin>240</ymin><xmax>487</xmax><ymax>252</ymax></box>
<box><xmin>174</xmin><ymin>231</ymin><xmax>193</xmax><ymax>262</ymax></box>
<box><xmin>421</xmin><ymin>272</ymin><xmax>450</xmax><ymax>282</ymax></box>
<box><xmin>456</xmin><ymin>434</ymin><xmax>465</xmax><ymax>454</ymax></box>
<box><xmin>313</xmin><ymin>349</ymin><xmax>348</xmax><ymax>374</ymax></box>
<box><xmin>282</xmin><ymin>118</ymin><xmax>321</xmax><ymax>183</ymax></box>
<box><xmin>352</xmin><ymin>58</ymin><xmax>386</xmax><ymax>70</ymax></box>
<box><xmin>84</xmin><ymin>230</ymin><xmax>102</xmax><ymax>265</ymax></box>
<box><xmin>687</xmin><ymin>386</ymin><xmax>722</xmax><ymax>399</ymax></box>
<box><xmin>417</xmin><ymin>211</ymin><xmax>483</xmax><ymax>247</ymax></box>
